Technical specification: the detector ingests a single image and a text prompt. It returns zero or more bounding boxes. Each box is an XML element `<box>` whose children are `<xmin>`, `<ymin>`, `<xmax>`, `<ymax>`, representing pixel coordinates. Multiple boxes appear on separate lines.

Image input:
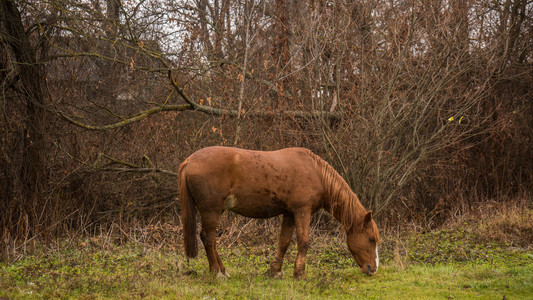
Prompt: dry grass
<box><xmin>445</xmin><ymin>199</ymin><xmax>533</xmax><ymax>248</ymax></box>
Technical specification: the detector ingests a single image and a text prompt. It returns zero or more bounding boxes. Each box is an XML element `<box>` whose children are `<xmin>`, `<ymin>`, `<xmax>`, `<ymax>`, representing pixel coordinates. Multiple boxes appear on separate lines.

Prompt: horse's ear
<box><xmin>364</xmin><ymin>211</ymin><xmax>373</xmax><ymax>226</ymax></box>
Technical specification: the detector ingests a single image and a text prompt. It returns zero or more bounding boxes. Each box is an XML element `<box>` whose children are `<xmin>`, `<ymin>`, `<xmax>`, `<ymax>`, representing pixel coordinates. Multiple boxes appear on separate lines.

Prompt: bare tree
<box><xmin>1</xmin><ymin>0</ymin><xmax>48</xmax><ymax>252</ymax></box>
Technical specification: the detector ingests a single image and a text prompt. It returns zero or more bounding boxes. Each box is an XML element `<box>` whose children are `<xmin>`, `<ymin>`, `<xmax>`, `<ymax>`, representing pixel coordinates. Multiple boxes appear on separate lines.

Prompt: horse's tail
<box><xmin>178</xmin><ymin>159</ymin><xmax>198</xmax><ymax>258</ymax></box>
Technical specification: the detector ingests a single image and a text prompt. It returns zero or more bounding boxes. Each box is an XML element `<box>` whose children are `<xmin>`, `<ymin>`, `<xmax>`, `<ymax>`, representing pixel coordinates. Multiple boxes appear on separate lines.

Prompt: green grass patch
<box><xmin>2</xmin><ymin>232</ymin><xmax>532</xmax><ymax>299</ymax></box>
<box><xmin>2</xmin><ymin>207</ymin><xmax>532</xmax><ymax>298</ymax></box>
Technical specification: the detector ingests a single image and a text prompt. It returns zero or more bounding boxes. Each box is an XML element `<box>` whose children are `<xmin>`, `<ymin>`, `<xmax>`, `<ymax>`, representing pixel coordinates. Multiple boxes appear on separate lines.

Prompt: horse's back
<box><xmin>181</xmin><ymin>146</ymin><xmax>324</xmax><ymax>218</ymax></box>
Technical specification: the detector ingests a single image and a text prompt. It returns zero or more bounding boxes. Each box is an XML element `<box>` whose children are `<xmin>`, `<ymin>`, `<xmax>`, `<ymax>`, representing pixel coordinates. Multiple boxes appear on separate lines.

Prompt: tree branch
<box><xmin>56</xmin><ymin>103</ymin><xmax>192</xmax><ymax>131</ymax></box>
<box><xmin>168</xmin><ymin>70</ymin><xmax>343</xmax><ymax>120</ymax></box>
<box><xmin>98</xmin><ymin>154</ymin><xmax>177</xmax><ymax>176</ymax></box>
<box><xmin>55</xmin><ymin>67</ymin><xmax>343</xmax><ymax>132</ymax></box>
<box><xmin>95</xmin><ymin>167</ymin><xmax>177</xmax><ymax>176</ymax></box>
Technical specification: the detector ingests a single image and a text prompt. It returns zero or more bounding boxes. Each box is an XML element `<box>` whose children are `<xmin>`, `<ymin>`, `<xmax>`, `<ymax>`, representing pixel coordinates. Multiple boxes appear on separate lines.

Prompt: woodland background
<box><xmin>1</xmin><ymin>0</ymin><xmax>532</xmax><ymax>260</ymax></box>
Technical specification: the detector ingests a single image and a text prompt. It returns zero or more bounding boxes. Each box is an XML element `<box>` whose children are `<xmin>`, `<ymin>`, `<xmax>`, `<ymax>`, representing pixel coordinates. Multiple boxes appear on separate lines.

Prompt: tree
<box><xmin>1</xmin><ymin>0</ymin><xmax>48</xmax><ymax>251</ymax></box>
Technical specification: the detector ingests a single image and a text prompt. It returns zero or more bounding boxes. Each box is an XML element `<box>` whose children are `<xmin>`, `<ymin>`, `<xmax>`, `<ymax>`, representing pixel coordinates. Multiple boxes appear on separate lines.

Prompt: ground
<box><xmin>1</xmin><ymin>205</ymin><xmax>532</xmax><ymax>299</ymax></box>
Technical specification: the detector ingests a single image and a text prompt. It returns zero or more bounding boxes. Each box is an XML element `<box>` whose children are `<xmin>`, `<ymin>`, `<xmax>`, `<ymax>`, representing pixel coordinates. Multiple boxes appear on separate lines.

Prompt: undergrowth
<box><xmin>1</xmin><ymin>204</ymin><xmax>532</xmax><ymax>299</ymax></box>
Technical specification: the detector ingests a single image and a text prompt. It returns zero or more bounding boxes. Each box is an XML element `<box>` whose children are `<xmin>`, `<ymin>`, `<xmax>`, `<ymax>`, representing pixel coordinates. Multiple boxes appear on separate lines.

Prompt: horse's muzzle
<box><xmin>364</xmin><ymin>264</ymin><xmax>377</xmax><ymax>275</ymax></box>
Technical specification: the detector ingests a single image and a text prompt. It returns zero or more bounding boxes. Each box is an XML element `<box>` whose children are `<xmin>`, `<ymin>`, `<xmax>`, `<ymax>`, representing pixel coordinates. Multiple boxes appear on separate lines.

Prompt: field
<box><xmin>2</xmin><ymin>206</ymin><xmax>532</xmax><ymax>299</ymax></box>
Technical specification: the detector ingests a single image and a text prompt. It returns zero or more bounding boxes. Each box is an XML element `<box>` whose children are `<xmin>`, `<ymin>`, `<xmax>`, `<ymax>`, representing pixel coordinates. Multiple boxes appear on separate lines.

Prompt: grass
<box><xmin>1</xmin><ymin>206</ymin><xmax>532</xmax><ymax>299</ymax></box>
<box><xmin>1</xmin><ymin>243</ymin><xmax>531</xmax><ymax>299</ymax></box>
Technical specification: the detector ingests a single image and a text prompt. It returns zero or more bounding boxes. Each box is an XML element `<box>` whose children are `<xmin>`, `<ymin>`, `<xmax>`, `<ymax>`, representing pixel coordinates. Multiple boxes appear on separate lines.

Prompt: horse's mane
<box><xmin>304</xmin><ymin>149</ymin><xmax>365</xmax><ymax>229</ymax></box>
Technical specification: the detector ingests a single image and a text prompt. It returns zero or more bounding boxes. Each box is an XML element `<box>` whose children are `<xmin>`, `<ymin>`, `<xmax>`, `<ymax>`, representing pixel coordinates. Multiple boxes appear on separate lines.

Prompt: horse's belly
<box><xmin>224</xmin><ymin>194</ymin><xmax>286</xmax><ymax>218</ymax></box>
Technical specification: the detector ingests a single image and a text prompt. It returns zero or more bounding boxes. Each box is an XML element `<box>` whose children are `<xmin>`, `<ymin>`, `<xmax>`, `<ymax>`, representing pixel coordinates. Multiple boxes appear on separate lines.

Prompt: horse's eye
<box><xmin>369</xmin><ymin>238</ymin><xmax>375</xmax><ymax>243</ymax></box>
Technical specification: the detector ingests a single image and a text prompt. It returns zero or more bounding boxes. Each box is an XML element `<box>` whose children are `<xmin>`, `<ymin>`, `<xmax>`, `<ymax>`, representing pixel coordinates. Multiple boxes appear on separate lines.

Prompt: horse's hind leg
<box><xmin>269</xmin><ymin>214</ymin><xmax>295</xmax><ymax>278</ymax></box>
<box><xmin>199</xmin><ymin>211</ymin><xmax>227</xmax><ymax>276</ymax></box>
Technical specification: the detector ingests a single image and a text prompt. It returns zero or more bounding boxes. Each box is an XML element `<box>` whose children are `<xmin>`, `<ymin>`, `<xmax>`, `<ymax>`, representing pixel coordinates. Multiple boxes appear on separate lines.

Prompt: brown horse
<box><xmin>178</xmin><ymin>146</ymin><xmax>379</xmax><ymax>279</ymax></box>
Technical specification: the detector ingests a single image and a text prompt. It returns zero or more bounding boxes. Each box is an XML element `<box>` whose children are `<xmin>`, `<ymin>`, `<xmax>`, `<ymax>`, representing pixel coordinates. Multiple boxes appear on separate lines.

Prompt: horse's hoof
<box><xmin>217</xmin><ymin>271</ymin><xmax>230</xmax><ymax>279</ymax></box>
<box><xmin>265</xmin><ymin>269</ymin><xmax>282</xmax><ymax>278</ymax></box>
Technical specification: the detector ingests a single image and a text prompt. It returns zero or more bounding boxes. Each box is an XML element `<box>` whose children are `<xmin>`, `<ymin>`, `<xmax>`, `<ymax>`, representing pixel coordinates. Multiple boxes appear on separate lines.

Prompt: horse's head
<box><xmin>346</xmin><ymin>211</ymin><xmax>380</xmax><ymax>275</ymax></box>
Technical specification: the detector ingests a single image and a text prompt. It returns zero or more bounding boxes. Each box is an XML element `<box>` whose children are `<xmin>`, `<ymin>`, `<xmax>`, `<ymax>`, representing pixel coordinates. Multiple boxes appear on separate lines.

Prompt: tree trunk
<box><xmin>0</xmin><ymin>0</ymin><xmax>46</xmax><ymax>240</ymax></box>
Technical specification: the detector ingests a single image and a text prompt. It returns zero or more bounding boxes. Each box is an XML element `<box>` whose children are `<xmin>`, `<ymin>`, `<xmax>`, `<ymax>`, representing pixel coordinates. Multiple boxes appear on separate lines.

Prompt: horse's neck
<box><xmin>324</xmin><ymin>191</ymin><xmax>366</xmax><ymax>230</ymax></box>
<box><xmin>308</xmin><ymin>150</ymin><xmax>366</xmax><ymax>229</ymax></box>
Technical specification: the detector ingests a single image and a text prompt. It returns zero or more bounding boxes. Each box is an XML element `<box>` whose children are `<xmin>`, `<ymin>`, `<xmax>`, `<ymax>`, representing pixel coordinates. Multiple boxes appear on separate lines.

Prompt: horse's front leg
<box><xmin>269</xmin><ymin>214</ymin><xmax>295</xmax><ymax>278</ymax></box>
<box><xmin>293</xmin><ymin>211</ymin><xmax>311</xmax><ymax>279</ymax></box>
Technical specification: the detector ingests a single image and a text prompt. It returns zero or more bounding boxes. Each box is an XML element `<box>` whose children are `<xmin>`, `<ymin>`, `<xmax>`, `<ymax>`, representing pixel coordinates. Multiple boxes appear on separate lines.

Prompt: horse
<box><xmin>178</xmin><ymin>146</ymin><xmax>379</xmax><ymax>279</ymax></box>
